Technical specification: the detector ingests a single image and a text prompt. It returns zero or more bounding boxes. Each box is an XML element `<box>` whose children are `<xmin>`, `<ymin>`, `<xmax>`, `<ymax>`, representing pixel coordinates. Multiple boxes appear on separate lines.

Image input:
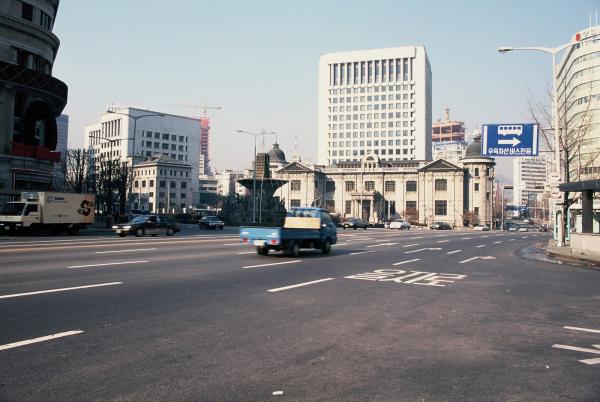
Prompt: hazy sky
<box><xmin>52</xmin><ymin>0</ymin><xmax>599</xmax><ymax>180</ymax></box>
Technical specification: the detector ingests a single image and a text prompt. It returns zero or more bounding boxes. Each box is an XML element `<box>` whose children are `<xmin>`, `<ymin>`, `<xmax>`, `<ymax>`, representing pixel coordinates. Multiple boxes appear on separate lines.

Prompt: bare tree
<box><xmin>57</xmin><ymin>149</ymin><xmax>93</xmax><ymax>193</ymax></box>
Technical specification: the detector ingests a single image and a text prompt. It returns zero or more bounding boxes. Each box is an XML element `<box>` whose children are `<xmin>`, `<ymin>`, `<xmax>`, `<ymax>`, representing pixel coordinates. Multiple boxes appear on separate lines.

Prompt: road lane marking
<box><xmin>267</xmin><ymin>278</ymin><xmax>334</xmax><ymax>293</ymax></box>
<box><xmin>493</xmin><ymin>241</ymin><xmax>503</xmax><ymax>244</ymax></box>
<box><xmin>67</xmin><ymin>261</ymin><xmax>148</xmax><ymax>269</ymax></box>
<box><xmin>405</xmin><ymin>247</ymin><xmax>442</xmax><ymax>254</ymax></box>
<box><xmin>242</xmin><ymin>260</ymin><xmax>301</xmax><ymax>269</ymax></box>
<box><xmin>476</xmin><ymin>244</ymin><xmax>486</xmax><ymax>248</ymax></box>
<box><xmin>446</xmin><ymin>250</ymin><xmax>462</xmax><ymax>254</ymax></box>
<box><xmin>402</xmin><ymin>244</ymin><xmax>419</xmax><ymax>248</ymax></box>
<box><xmin>349</xmin><ymin>250</ymin><xmax>376</xmax><ymax>255</ymax></box>
<box><xmin>224</xmin><ymin>243</ymin><xmax>243</xmax><ymax>246</ymax></box>
<box><xmin>0</xmin><ymin>330</ymin><xmax>83</xmax><ymax>351</ymax></box>
<box><xmin>392</xmin><ymin>258</ymin><xmax>420</xmax><ymax>265</ymax></box>
<box><xmin>409</xmin><ymin>236</ymin><xmax>424</xmax><ymax>239</ymax></box>
<box><xmin>0</xmin><ymin>235</ymin><xmax>238</xmax><ymax>248</ymax></box>
<box><xmin>94</xmin><ymin>248</ymin><xmax>156</xmax><ymax>254</ymax></box>
<box><xmin>552</xmin><ymin>344</ymin><xmax>600</xmax><ymax>365</ymax></box>
<box><xmin>459</xmin><ymin>256</ymin><xmax>495</xmax><ymax>264</ymax></box>
<box><xmin>0</xmin><ymin>282</ymin><xmax>122</xmax><ymax>299</ymax></box>
<box><xmin>366</xmin><ymin>242</ymin><xmax>398</xmax><ymax>248</ymax></box>
<box><xmin>564</xmin><ymin>326</ymin><xmax>600</xmax><ymax>334</ymax></box>
<box><xmin>521</xmin><ymin>236</ymin><xmax>528</xmax><ymax>239</ymax></box>
<box><xmin>481</xmin><ymin>235</ymin><xmax>489</xmax><ymax>238</ymax></box>
<box><xmin>236</xmin><ymin>251</ymin><xmax>256</xmax><ymax>255</ymax></box>
<box><xmin>437</xmin><ymin>240</ymin><xmax>449</xmax><ymax>243</ymax></box>
<box><xmin>461</xmin><ymin>237</ymin><xmax>471</xmax><ymax>240</ymax></box>
<box><xmin>331</xmin><ymin>243</ymin><xmax>349</xmax><ymax>247</ymax></box>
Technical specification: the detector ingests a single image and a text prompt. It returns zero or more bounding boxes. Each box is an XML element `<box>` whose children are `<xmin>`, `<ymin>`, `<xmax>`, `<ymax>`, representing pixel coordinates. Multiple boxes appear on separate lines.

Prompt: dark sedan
<box><xmin>430</xmin><ymin>221</ymin><xmax>452</xmax><ymax>230</ymax></box>
<box><xmin>112</xmin><ymin>215</ymin><xmax>180</xmax><ymax>237</ymax></box>
<box><xmin>199</xmin><ymin>216</ymin><xmax>225</xmax><ymax>230</ymax></box>
<box><xmin>342</xmin><ymin>218</ymin><xmax>369</xmax><ymax>230</ymax></box>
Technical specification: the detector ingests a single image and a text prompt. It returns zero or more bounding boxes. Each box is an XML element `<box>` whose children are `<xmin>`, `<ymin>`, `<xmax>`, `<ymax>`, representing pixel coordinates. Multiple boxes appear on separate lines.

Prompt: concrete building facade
<box><xmin>84</xmin><ymin>107</ymin><xmax>201</xmax><ymax>203</ymax></box>
<box><xmin>318</xmin><ymin>46</ymin><xmax>432</xmax><ymax>166</ymax></box>
<box><xmin>0</xmin><ymin>0</ymin><xmax>67</xmax><ymax>206</ymax></box>
<box><xmin>513</xmin><ymin>156</ymin><xmax>548</xmax><ymax>206</ymax></box>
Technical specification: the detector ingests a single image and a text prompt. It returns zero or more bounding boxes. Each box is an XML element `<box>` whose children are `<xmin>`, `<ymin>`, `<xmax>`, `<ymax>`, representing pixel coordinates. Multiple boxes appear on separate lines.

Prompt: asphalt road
<box><xmin>0</xmin><ymin>227</ymin><xmax>598</xmax><ymax>401</ymax></box>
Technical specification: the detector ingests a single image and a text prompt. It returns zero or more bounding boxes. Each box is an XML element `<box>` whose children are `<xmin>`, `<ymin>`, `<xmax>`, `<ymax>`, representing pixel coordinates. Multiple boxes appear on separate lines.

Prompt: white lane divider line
<box><xmin>67</xmin><ymin>261</ymin><xmax>148</xmax><ymax>269</ymax></box>
<box><xmin>493</xmin><ymin>241</ymin><xmax>503</xmax><ymax>244</ymax></box>
<box><xmin>236</xmin><ymin>251</ymin><xmax>256</xmax><ymax>255</ymax></box>
<box><xmin>331</xmin><ymin>243</ymin><xmax>349</xmax><ymax>247</ymax></box>
<box><xmin>94</xmin><ymin>248</ymin><xmax>156</xmax><ymax>254</ymax></box>
<box><xmin>405</xmin><ymin>247</ymin><xmax>442</xmax><ymax>254</ymax></box>
<box><xmin>366</xmin><ymin>242</ymin><xmax>398</xmax><ymax>248</ymax></box>
<box><xmin>437</xmin><ymin>240</ymin><xmax>449</xmax><ymax>243</ymax></box>
<box><xmin>459</xmin><ymin>256</ymin><xmax>495</xmax><ymax>264</ymax></box>
<box><xmin>461</xmin><ymin>237</ymin><xmax>471</xmax><ymax>240</ymax></box>
<box><xmin>410</xmin><ymin>236</ymin><xmax>424</xmax><ymax>239</ymax></box>
<box><xmin>402</xmin><ymin>244</ymin><xmax>419</xmax><ymax>248</ymax></box>
<box><xmin>267</xmin><ymin>278</ymin><xmax>335</xmax><ymax>293</ymax></box>
<box><xmin>0</xmin><ymin>282</ymin><xmax>122</xmax><ymax>299</ymax></box>
<box><xmin>349</xmin><ymin>250</ymin><xmax>376</xmax><ymax>255</ymax></box>
<box><xmin>521</xmin><ymin>236</ymin><xmax>528</xmax><ymax>239</ymax></box>
<box><xmin>392</xmin><ymin>258</ymin><xmax>420</xmax><ymax>266</ymax></box>
<box><xmin>224</xmin><ymin>243</ymin><xmax>243</xmax><ymax>246</ymax></box>
<box><xmin>446</xmin><ymin>250</ymin><xmax>462</xmax><ymax>254</ymax></box>
<box><xmin>481</xmin><ymin>235</ymin><xmax>489</xmax><ymax>238</ymax></box>
<box><xmin>564</xmin><ymin>326</ymin><xmax>600</xmax><ymax>334</ymax></box>
<box><xmin>476</xmin><ymin>245</ymin><xmax>486</xmax><ymax>248</ymax></box>
<box><xmin>0</xmin><ymin>330</ymin><xmax>83</xmax><ymax>351</ymax></box>
<box><xmin>242</xmin><ymin>260</ymin><xmax>301</xmax><ymax>269</ymax></box>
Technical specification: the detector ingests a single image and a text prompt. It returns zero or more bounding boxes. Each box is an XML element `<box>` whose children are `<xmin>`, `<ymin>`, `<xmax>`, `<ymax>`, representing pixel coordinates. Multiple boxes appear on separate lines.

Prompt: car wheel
<box><xmin>135</xmin><ymin>228</ymin><xmax>145</xmax><ymax>237</ymax></box>
<box><xmin>363</xmin><ymin>226</ymin><xmax>367</xmax><ymax>230</ymax></box>
<box><xmin>220</xmin><ymin>226</ymin><xmax>224</xmax><ymax>230</ymax></box>
<box><xmin>118</xmin><ymin>233</ymin><xmax>126</xmax><ymax>237</ymax></box>
<box><xmin>321</xmin><ymin>238</ymin><xmax>331</xmax><ymax>254</ymax></box>
<box><xmin>166</xmin><ymin>228</ymin><xmax>174</xmax><ymax>236</ymax></box>
<box><xmin>289</xmin><ymin>241</ymin><xmax>300</xmax><ymax>258</ymax></box>
<box><xmin>342</xmin><ymin>226</ymin><xmax>346</xmax><ymax>229</ymax></box>
<box><xmin>353</xmin><ymin>227</ymin><xmax>357</xmax><ymax>230</ymax></box>
<box><xmin>256</xmin><ymin>246</ymin><xmax>269</xmax><ymax>256</ymax></box>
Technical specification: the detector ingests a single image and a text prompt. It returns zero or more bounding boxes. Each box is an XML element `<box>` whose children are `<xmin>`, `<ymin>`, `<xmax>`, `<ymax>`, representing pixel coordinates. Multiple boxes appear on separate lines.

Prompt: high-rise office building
<box><xmin>556</xmin><ymin>25</ymin><xmax>600</xmax><ymax>180</ymax></box>
<box><xmin>318</xmin><ymin>46</ymin><xmax>432</xmax><ymax>165</ymax></box>
<box><xmin>513</xmin><ymin>156</ymin><xmax>548</xmax><ymax>206</ymax></box>
<box><xmin>55</xmin><ymin>114</ymin><xmax>68</xmax><ymax>157</ymax></box>
<box><xmin>199</xmin><ymin>117</ymin><xmax>210</xmax><ymax>175</ymax></box>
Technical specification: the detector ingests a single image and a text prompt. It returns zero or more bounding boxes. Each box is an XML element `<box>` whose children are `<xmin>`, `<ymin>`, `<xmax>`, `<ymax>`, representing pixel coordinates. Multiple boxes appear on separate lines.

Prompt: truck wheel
<box><xmin>256</xmin><ymin>246</ymin><xmax>269</xmax><ymax>256</ymax></box>
<box><xmin>166</xmin><ymin>228</ymin><xmax>174</xmax><ymax>236</ymax></box>
<box><xmin>135</xmin><ymin>228</ymin><xmax>145</xmax><ymax>237</ymax></box>
<box><xmin>50</xmin><ymin>226</ymin><xmax>62</xmax><ymax>236</ymax></box>
<box><xmin>289</xmin><ymin>241</ymin><xmax>300</xmax><ymax>258</ymax></box>
<box><xmin>321</xmin><ymin>238</ymin><xmax>331</xmax><ymax>254</ymax></box>
<box><xmin>119</xmin><ymin>233</ymin><xmax>126</xmax><ymax>237</ymax></box>
<box><xmin>68</xmin><ymin>226</ymin><xmax>80</xmax><ymax>236</ymax></box>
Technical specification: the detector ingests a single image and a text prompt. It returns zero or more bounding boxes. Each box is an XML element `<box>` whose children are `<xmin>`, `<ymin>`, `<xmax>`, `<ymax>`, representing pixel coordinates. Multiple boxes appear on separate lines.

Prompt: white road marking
<box><xmin>67</xmin><ymin>260</ymin><xmax>148</xmax><ymax>269</ymax></box>
<box><xmin>521</xmin><ymin>236</ymin><xmax>528</xmax><ymax>239</ymax></box>
<box><xmin>405</xmin><ymin>247</ymin><xmax>442</xmax><ymax>254</ymax></box>
<box><xmin>459</xmin><ymin>256</ymin><xmax>495</xmax><ymax>264</ymax></box>
<box><xmin>509</xmin><ymin>239</ymin><xmax>516</xmax><ymax>242</ymax></box>
<box><xmin>236</xmin><ymin>251</ymin><xmax>256</xmax><ymax>255</ymax></box>
<box><xmin>242</xmin><ymin>260</ymin><xmax>301</xmax><ymax>269</ymax></box>
<box><xmin>94</xmin><ymin>248</ymin><xmax>156</xmax><ymax>254</ymax></box>
<box><xmin>366</xmin><ymin>242</ymin><xmax>398</xmax><ymax>248</ymax></box>
<box><xmin>224</xmin><ymin>243</ymin><xmax>243</xmax><ymax>246</ymax></box>
<box><xmin>410</xmin><ymin>236</ymin><xmax>424</xmax><ymax>239</ymax></box>
<box><xmin>461</xmin><ymin>237</ymin><xmax>471</xmax><ymax>240</ymax></box>
<box><xmin>402</xmin><ymin>244</ymin><xmax>419</xmax><ymax>248</ymax></box>
<box><xmin>437</xmin><ymin>240</ymin><xmax>449</xmax><ymax>243</ymax></box>
<box><xmin>267</xmin><ymin>278</ymin><xmax>335</xmax><ymax>293</ymax></box>
<box><xmin>392</xmin><ymin>258</ymin><xmax>420</xmax><ymax>266</ymax></box>
<box><xmin>493</xmin><ymin>241</ymin><xmax>503</xmax><ymax>244</ymax></box>
<box><xmin>0</xmin><ymin>330</ymin><xmax>83</xmax><ymax>351</ymax></box>
<box><xmin>446</xmin><ymin>250</ymin><xmax>462</xmax><ymax>254</ymax></box>
<box><xmin>331</xmin><ymin>243</ymin><xmax>349</xmax><ymax>247</ymax></box>
<box><xmin>564</xmin><ymin>326</ymin><xmax>600</xmax><ymax>334</ymax></box>
<box><xmin>481</xmin><ymin>235</ymin><xmax>489</xmax><ymax>238</ymax></box>
<box><xmin>476</xmin><ymin>244</ymin><xmax>486</xmax><ymax>248</ymax></box>
<box><xmin>552</xmin><ymin>344</ymin><xmax>600</xmax><ymax>365</ymax></box>
<box><xmin>349</xmin><ymin>250</ymin><xmax>376</xmax><ymax>255</ymax></box>
<box><xmin>0</xmin><ymin>282</ymin><xmax>122</xmax><ymax>299</ymax></box>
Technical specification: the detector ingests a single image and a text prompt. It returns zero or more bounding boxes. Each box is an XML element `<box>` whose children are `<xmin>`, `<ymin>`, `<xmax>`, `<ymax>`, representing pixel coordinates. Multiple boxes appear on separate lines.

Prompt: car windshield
<box><xmin>131</xmin><ymin>216</ymin><xmax>151</xmax><ymax>223</ymax></box>
<box><xmin>0</xmin><ymin>202</ymin><xmax>25</xmax><ymax>216</ymax></box>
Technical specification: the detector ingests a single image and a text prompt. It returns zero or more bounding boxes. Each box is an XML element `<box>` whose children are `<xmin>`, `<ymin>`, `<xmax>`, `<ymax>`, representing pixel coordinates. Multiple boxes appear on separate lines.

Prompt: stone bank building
<box><xmin>268</xmin><ymin>138</ymin><xmax>495</xmax><ymax>227</ymax></box>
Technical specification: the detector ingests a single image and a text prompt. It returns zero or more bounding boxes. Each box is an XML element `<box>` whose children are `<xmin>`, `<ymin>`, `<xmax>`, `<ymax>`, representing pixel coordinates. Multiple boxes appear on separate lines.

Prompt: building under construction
<box><xmin>432</xmin><ymin>107</ymin><xmax>465</xmax><ymax>142</ymax></box>
<box><xmin>200</xmin><ymin>117</ymin><xmax>210</xmax><ymax>175</ymax></box>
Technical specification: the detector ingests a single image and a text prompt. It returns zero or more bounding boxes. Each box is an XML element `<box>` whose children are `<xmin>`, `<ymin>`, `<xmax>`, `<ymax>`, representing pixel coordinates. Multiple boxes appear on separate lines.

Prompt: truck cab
<box><xmin>0</xmin><ymin>201</ymin><xmax>40</xmax><ymax>232</ymax></box>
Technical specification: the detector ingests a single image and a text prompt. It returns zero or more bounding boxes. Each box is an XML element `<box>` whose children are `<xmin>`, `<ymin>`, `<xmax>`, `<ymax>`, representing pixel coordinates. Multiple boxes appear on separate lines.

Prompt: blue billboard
<box><xmin>482</xmin><ymin>124</ymin><xmax>539</xmax><ymax>157</ymax></box>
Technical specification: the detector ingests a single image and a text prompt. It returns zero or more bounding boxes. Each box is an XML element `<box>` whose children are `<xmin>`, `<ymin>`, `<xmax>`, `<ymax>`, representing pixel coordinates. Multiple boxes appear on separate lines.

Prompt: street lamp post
<box><xmin>498</xmin><ymin>34</ymin><xmax>600</xmax><ymax>246</ymax></box>
<box><xmin>236</xmin><ymin>129</ymin><xmax>275</xmax><ymax>223</ymax></box>
<box><xmin>106</xmin><ymin>109</ymin><xmax>164</xmax><ymax>214</ymax></box>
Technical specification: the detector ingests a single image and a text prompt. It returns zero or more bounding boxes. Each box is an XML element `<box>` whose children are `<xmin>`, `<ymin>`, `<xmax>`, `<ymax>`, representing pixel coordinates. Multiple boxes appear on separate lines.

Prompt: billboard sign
<box><xmin>482</xmin><ymin>124</ymin><xmax>538</xmax><ymax>157</ymax></box>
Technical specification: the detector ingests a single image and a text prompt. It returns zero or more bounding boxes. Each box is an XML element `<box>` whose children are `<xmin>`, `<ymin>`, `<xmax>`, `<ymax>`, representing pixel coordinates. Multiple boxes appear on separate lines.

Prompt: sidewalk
<box><xmin>546</xmin><ymin>239</ymin><xmax>600</xmax><ymax>266</ymax></box>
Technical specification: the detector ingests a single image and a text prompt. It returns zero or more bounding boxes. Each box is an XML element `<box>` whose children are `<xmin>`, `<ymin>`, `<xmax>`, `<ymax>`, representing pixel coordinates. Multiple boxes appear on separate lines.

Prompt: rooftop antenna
<box><xmin>590</xmin><ymin>12</ymin><xmax>592</xmax><ymax>28</ymax></box>
<box><xmin>444</xmin><ymin>106</ymin><xmax>450</xmax><ymax>121</ymax></box>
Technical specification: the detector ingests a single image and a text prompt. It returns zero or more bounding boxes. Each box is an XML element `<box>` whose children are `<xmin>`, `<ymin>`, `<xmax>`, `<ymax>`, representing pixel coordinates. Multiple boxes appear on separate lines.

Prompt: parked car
<box><xmin>389</xmin><ymin>219</ymin><xmax>411</xmax><ymax>230</ymax></box>
<box><xmin>342</xmin><ymin>218</ymin><xmax>369</xmax><ymax>230</ymax></box>
<box><xmin>508</xmin><ymin>224</ymin><xmax>519</xmax><ymax>232</ymax></box>
<box><xmin>199</xmin><ymin>215</ymin><xmax>225</xmax><ymax>230</ymax></box>
<box><xmin>518</xmin><ymin>224</ymin><xmax>537</xmax><ymax>232</ymax></box>
<box><xmin>430</xmin><ymin>221</ymin><xmax>452</xmax><ymax>230</ymax></box>
<box><xmin>539</xmin><ymin>224</ymin><xmax>549</xmax><ymax>232</ymax></box>
<box><xmin>474</xmin><ymin>224</ymin><xmax>490</xmax><ymax>231</ymax></box>
<box><xmin>112</xmin><ymin>214</ymin><xmax>180</xmax><ymax>237</ymax></box>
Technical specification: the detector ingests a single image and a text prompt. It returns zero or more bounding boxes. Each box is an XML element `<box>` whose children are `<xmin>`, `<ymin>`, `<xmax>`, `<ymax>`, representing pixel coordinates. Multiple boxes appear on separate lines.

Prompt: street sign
<box><xmin>482</xmin><ymin>123</ymin><xmax>539</xmax><ymax>157</ymax></box>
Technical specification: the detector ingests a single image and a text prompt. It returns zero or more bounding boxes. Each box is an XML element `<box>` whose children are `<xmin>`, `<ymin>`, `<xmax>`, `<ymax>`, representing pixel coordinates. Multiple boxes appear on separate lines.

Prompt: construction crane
<box><xmin>166</xmin><ymin>100</ymin><xmax>222</xmax><ymax>118</ymax></box>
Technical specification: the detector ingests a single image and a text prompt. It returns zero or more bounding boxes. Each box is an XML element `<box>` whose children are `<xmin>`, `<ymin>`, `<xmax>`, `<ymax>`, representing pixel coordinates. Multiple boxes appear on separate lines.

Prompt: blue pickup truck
<box><xmin>239</xmin><ymin>207</ymin><xmax>337</xmax><ymax>257</ymax></box>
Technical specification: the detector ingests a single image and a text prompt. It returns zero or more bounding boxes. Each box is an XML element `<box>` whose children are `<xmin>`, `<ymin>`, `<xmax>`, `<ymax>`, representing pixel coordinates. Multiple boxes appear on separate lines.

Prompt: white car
<box><xmin>389</xmin><ymin>219</ymin><xmax>411</xmax><ymax>230</ymax></box>
<box><xmin>473</xmin><ymin>224</ymin><xmax>490</xmax><ymax>231</ymax></box>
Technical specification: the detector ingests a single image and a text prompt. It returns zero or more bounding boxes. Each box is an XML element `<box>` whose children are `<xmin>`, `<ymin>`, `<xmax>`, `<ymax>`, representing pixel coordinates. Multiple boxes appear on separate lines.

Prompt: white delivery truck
<box><xmin>0</xmin><ymin>192</ymin><xmax>95</xmax><ymax>235</ymax></box>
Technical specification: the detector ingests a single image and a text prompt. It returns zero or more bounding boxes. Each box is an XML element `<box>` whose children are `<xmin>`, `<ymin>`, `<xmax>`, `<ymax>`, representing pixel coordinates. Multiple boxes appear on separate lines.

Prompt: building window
<box><xmin>149</xmin><ymin>180</ymin><xmax>154</xmax><ymax>187</ymax></box>
<box><xmin>159</xmin><ymin>180</ymin><xmax>166</xmax><ymax>188</ymax></box>
<box><xmin>290</xmin><ymin>199</ymin><xmax>301</xmax><ymax>208</ymax></box>
<box><xmin>181</xmin><ymin>182</ymin><xmax>187</xmax><ymax>189</ymax></box>
<box><xmin>435</xmin><ymin>200</ymin><xmax>447</xmax><ymax>216</ymax></box>
<box><xmin>405</xmin><ymin>200</ymin><xmax>417</xmax><ymax>212</ymax></box>
<box><xmin>365</xmin><ymin>181</ymin><xmax>375</xmax><ymax>191</ymax></box>
<box><xmin>39</xmin><ymin>10</ymin><xmax>52</xmax><ymax>29</ymax></box>
<box><xmin>181</xmin><ymin>193</ymin><xmax>187</xmax><ymax>198</ymax></box>
<box><xmin>385</xmin><ymin>181</ymin><xmax>395</xmax><ymax>192</ymax></box>
<box><xmin>474</xmin><ymin>207</ymin><xmax>479</xmax><ymax>216</ymax></box>
<box><xmin>345</xmin><ymin>181</ymin><xmax>355</xmax><ymax>191</ymax></box>
<box><xmin>21</xmin><ymin>2</ymin><xmax>34</xmax><ymax>22</ymax></box>
<box><xmin>474</xmin><ymin>168</ymin><xmax>480</xmax><ymax>177</ymax></box>
<box><xmin>170</xmin><ymin>181</ymin><xmax>176</xmax><ymax>188</ymax></box>
<box><xmin>290</xmin><ymin>180</ymin><xmax>301</xmax><ymax>191</ymax></box>
<box><xmin>474</xmin><ymin>183</ymin><xmax>479</xmax><ymax>192</ymax></box>
<box><xmin>345</xmin><ymin>200</ymin><xmax>352</xmax><ymax>214</ymax></box>
<box><xmin>162</xmin><ymin>133</ymin><xmax>169</xmax><ymax>140</ymax></box>
<box><xmin>435</xmin><ymin>179</ymin><xmax>447</xmax><ymax>192</ymax></box>
<box><xmin>134</xmin><ymin>180</ymin><xmax>139</xmax><ymax>188</ymax></box>
<box><xmin>406</xmin><ymin>180</ymin><xmax>417</xmax><ymax>192</ymax></box>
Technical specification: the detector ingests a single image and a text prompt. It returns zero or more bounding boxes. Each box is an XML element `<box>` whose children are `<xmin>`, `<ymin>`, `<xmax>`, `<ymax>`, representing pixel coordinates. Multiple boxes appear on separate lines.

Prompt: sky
<box><xmin>52</xmin><ymin>0</ymin><xmax>600</xmax><ymax>181</ymax></box>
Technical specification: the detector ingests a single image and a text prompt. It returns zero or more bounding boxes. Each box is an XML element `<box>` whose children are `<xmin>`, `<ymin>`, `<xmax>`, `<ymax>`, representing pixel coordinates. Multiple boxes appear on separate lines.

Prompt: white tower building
<box><xmin>513</xmin><ymin>156</ymin><xmax>548</xmax><ymax>206</ymax></box>
<box><xmin>318</xmin><ymin>46</ymin><xmax>432</xmax><ymax>165</ymax></box>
